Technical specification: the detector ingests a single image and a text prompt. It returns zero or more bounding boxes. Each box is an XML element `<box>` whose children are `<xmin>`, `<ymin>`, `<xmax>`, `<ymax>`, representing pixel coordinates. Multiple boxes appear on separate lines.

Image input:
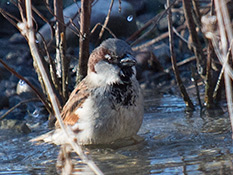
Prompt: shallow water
<box><xmin>0</xmin><ymin>91</ymin><xmax>233</xmax><ymax>175</ymax></box>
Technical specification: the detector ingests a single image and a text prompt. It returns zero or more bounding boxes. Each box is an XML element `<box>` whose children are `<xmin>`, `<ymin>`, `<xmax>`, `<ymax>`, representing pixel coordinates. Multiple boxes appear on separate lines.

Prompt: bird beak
<box><xmin>120</xmin><ymin>54</ymin><xmax>136</xmax><ymax>66</ymax></box>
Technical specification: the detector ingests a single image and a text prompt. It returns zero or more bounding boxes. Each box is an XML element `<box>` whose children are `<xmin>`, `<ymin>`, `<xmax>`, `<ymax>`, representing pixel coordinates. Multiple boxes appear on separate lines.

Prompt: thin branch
<box><xmin>0</xmin><ymin>98</ymin><xmax>39</xmax><ymax>121</ymax></box>
<box><xmin>215</xmin><ymin>0</ymin><xmax>233</xmax><ymax>138</ymax></box>
<box><xmin>77</xmin><ymin>0</ymin><xmax>91</xmax><ymax>83</ymax></box>
<box><xmin>132</xmin><ymin>24</ymin><xmax>186</xmax><ymax>51</ymax></box>
<box><xmin>91</xmin><ymin>23</ymin><xmax>117</xmax><ymax>38</ymax></box>
<box><xmin>54</xmin><ymin>0</ymin><xmax>69</xmax><ymax>102</ymax></box>
<box><xmin>191</xmin><ymin>66</ymin><xmax>202</xmax><ymax>109</ymax></box>
<box><xmin>98</xmin><ymin>0</ymin><xmax>114</xmax><ymax>41</ymax></box>
<box><xmin>204</xmin><ymin>41</ymin><xmax>214</xmax><ymax>108</ymax></box>
<box><xmin>126</xmin><ymin>0</ymin><xmax>177</xmax><ymax>44</ymax></box>
<box><xmin>191</xmin><ymin>0</ymin><xmax>201</xmax><ymax>23</ymax></box>
<box><xmin>213</xmin><ymin>41</ymin><xmax>233</xmax><ymax>99</ymax></box>
<box><xmin>38</xmin><ymin>32</ymin><xmax>61</xmax><ymax>94</ymax></box>
<box><xmin>17</xmin><ymin>1</ymin><xmax>52</xmax><ymax>104</ymax></box>
<box><xmin>211</xmin><ymin>36</ymin><xmax>233</xmax><ymax>79</ymax></box>
<box><xmin>31</xmin><ymin>5</ymin><xmax>50</xmax><ymax>25</ymax></box>
<box><xmin>164</xmin><ymin>56</ymin><xmax>196</xmax><ymax>72</ymax></box>
<box><xmin>69</xmin><ymin>18</ymin><xmax>81</xmax><ymax>37</ymax></box>
<box><xmin>0</xmin><ymin>59</ymin><xmax>52</xmax><ymax>113</ymax></box>
<box><xmin>182</xmin><ymin>0</ymin><xmax>206</xmax><ymax>76</ymax></box>
<box><xmin>24</xmin><ymin>1</ymin><xmax>103</xmax><ymax>174</ymax></box>
<box><xmin>43</xmin><ymin>0</ymin><xmax>55</xmax><ymax>17</ymax></box>
<box><xmin>167</xmin><ymin>0</ymin><xmax>194</xmax><ymax>110</ymax></box>
<box><xmin>25</xmin><ymin>0</ymin><xmax>62</xmax><ymax>115</ymax></box>
<box><xmin>0</xmin><ymin>8</ymin><xmax>21</xmax><ymax>29</ymax></box>
<box><xmin>173</xmin><ymin>26</ymin><xmax>194</xmax><ymax>47</ymax></box>
<box><xmin>60</xmin><ymin>32</ymin><xmax>69</xmax><ymax>102</ymax></box>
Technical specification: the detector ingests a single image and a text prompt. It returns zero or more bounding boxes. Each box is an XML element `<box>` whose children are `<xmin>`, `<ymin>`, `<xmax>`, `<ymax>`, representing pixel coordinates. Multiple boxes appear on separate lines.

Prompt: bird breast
<box><xmin>73</xmin><ymin>79</ymin><xmax>143</xmax><ymax>145</ymax></box>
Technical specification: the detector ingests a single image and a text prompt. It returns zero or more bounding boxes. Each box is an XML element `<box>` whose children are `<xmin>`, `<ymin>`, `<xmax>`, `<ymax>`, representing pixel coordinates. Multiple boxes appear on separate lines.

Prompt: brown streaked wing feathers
<box><xmin>55</xmin><ymin>79</ymin><xmax>90</xmax><ymax>127</ymax></box>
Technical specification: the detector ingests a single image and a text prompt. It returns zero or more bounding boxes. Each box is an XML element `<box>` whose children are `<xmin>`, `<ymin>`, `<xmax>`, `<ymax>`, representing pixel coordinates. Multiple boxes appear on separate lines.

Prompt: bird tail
<box><xmin>29</xmin><ymin>130</ymin><xmax>62</xmax><ymax>145</ymax></box>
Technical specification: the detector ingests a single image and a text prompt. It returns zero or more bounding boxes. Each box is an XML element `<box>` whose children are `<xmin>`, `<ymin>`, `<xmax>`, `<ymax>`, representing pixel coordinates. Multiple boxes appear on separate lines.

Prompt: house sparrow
<box><xmin>31</xmin><ymin>38</ymin><xmax>144</xmax><ymax>145</ymax></box>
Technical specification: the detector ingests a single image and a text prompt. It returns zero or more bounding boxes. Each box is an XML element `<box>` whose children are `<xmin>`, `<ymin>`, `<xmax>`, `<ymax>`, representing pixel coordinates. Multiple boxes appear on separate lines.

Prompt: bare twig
<box><xmin>38</xmin><ymin>32</ymin><xmax>61</xmax><ymax>94</ymax></box>
<box><xmin>98</xmin><ymin>0</ymin><xmax>114</xmax><ymax>41</ymax></box>
<box><xmin>165</xmin><ymin>56</ymin><xmax>196</xmax><ymax>72</ymax></box>
<box><xmin>132</xmin><ymin>24</ymin><xmax>186</xmax><ymax>51</ymax></box>
<box><xmin>214</xmin><ymin>0</ymin><xmax>233</xmax><ymax>138</ymax></box>
<box><xmin>69</xmin><ymin>18</ymin><xmax>81</xmax><ymax>37</ymax></box>
<box><xmin>118</xmin><ymin>0</ymin><xmax>122</xmax><ymax>12</ymax></box>
<box><xmin>213</xmin><ymin>42</ymin><xmax>233</xmax><ymax>100</ymax></box>
<box><xmin>91</xmin><ymin>23</ymin><xmax>117</xmax><ymax>38</ymax></box>
<box><xmin>24</xmin><ymin>0</ymin><xmax>103</xmax><ymax>174</ymax></box>
<box><xmin>54</xmin><ymin>0</ymin><xmax>69</xmax><ymax>103</ymax></box>
<box><xmin>31</xmin><ymin>5</ymin><xmax>50</xmax><ymax>24</ymax></box>
<box><xmin>43</xmin><ymin>0</ymin><xmax>55</xmax><ymax>17</ymax></box>
<box><xmin>173</xmin><ymin>26</ymin><xmax>193</xmax><ymax>47</ymax></box>
<box><xmin>167</xmin><ymin>0</ymin><xmax>194</xmax><ymax>110</ymax></box>
<box><xmin>17</xmin><ymin>1</ymin><xmax>53</xmax><ymax>104</ymax></box>
<box><xmin>57</xmin><ymin>145</ymin><xmax>74</xmax><ymax>175</ymax></box>
<box><xmin>204</xmin><ymin>42</ymin><xmax>214</xmax><ymax>108</ymax></box>
<box><xmin>0</xmin><ymin>8</ymin><xmax>21</xmax><ymax>29</ymax></box>
<box><xmin>191</xmin><ymin>0</ymin><xmax>201</xmax><ymax>23</ymax></box>
<box><xmin>191</xmin><ymin>66</ymin><xmax>202</xmax><ymax>109</ymax></box>
<box><xmin>76</xmin><ymin>0</ymin><xmax>91</xmax><ymax>83</ymax></box>
<box><xmin>18</xmin><ymin>0</ymin><xmax>27</xmax><ymax>24</ymax></box>
<box><xmin>60</xmin><ymin>32</ymin><xmax>69</xmax><ymax>103</ymax></box>
<box><xmin>0</xmin><ymin>59</ymin><xmax>52</xmax><ymax>113</ymax></box>
<box><xmin>210</xmin><ymin>0</ymin><xmax>215</xmax><ymax>15</ymax></box>
<box><xmin>210</xmin><ymin>36</ymin><xmax>233</xmax><ymax>80</ymax></box>
<box><xmin>133</xmin><ymin>24</ymin><xmax>186</xmax><ymax>51</ymax></box>
<box><xmin>127</xmin><ymin>0</ymin><xmax>177</xmax><ymax>44</ymax></box>
<box><xmin>182</xmin><ymin>0</ymin><xmax>206</xmax><ymax>76</ymax></box>
<box><xmin>22</xmin><ymin>0</ymin><xmax>61</xmax><ymax>112</ymax></box>
<box><xmin>0</xmin><ymin>98</ymin><xmax>39</xmax><ymax>121</ymax></box>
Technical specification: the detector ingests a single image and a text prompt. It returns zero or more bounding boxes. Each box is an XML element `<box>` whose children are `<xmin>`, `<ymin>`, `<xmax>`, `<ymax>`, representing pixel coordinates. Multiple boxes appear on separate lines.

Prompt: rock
<box><xmin>16</xmin><ymin>79</ymin><xmax>33</xmax><ymax>96</ymax></box>
<box><xmin>157</xmin><ymin>12</ymin><xmax>184</xmax><ymax>31</ymax></box>
<box><xmin>8</xmin><ymin>95</ymin><xmax>25</xmax><ymax>109</ymax></box>
<box><xmin>0</xmin><ymin>1</ymin><xmax>19</xmax><ymax>37</ymax></box>
<box><xmin>0</xmin><ymin>64</ymin><xmax>11</xmax><ymax>80</ymax></box>
<box><xmin>153</xmin><ymin>43</ymin><xmax>171</xmax><ymax>65</ymax></box>
<box><xmin>0</xmin><ymin>106</ymin><xmax>26</xmax><ymax>120</ymax></box>
<box><xmin>139</xmin><ymin>0</ymin><xmax>165</xmax><ymax>15</ymax></box>
<box><xmin>125</xmin><ymin>0</ymin><xmax>147</xmax><ymax>14</ymax></box>
<box><xmin>37</xmin><ymin>0</ymin><xmax>137</xmax><ymax>48</ymax></box>
<box><xmin>0</xmin><ymin>93</ymin><xmax>9</xmax><ymax>109</ymax></box>
<box><xmin>135</xmin><ymin>48</ymin><xmax>164</xmax><ymax>72</ymax></box>
<box><xmin>9</xmin><ymin>33</ymin><xmax>27</xmax><ymax>44</ymax></box>
<box><xmin>5</xmin><ymin>48</ymin><xmax>31</xmax><ymax>67</ymax></box>
<box><xmin>0</xmin><ymin>1</ymin><xmax>19</xmax><ymax>15</ymax></box>
<box><xmin>227</xmin><ymin>0</ymin><xmax>233</xmax><ymax>19</ymax></box>
<box><xmin>135</xmin><ymin>48</ymin><xmax>164</xmax><ymax>81</ymax></box>
<box><xmin>16</xmin><ymin>77</ymin><xmax>41</xmax><ymax>98</ymax></box>
<box><xmin>0</xmin><ymin>80</ymin><xmax>17</xmax><ymax>97</ymax></box>
<box><xmin>0</xmin><ymin>119</ymin><xmax>31</xmax><ymax>134</ymax></box>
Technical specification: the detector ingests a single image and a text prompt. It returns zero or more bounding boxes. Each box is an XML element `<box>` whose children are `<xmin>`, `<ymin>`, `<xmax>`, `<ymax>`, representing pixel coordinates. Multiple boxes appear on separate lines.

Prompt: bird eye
<box><xmin>104</xmin><ymin>54</ymin><xmax>111</xmax><ymax>60</ymax></box>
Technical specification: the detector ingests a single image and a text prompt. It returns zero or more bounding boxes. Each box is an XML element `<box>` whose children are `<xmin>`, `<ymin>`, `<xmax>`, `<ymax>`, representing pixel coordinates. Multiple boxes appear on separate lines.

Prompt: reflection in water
<box><xmin>0</xmin><ymin>91</ymin><xmax>232</xmax><ymax>174</ymax></box>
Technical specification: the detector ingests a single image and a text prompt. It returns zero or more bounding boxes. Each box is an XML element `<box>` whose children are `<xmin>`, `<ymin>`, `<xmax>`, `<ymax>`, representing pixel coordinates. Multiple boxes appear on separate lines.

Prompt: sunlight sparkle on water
<box><xmin>127</xmin><ymin>15</ymin><xmax>133</xmax><ymax>22</ymax></box>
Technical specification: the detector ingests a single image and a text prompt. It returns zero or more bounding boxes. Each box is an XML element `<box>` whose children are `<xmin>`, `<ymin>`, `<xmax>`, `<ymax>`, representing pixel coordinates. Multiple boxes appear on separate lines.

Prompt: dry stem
<box><xmin>54</xmin><ymin>0</ymin><xmax>69</xmax><ymax>102</ymax></box>
<box><xmin>182</xmin><ymin>0</ymin><xmax>206</xmax><ymax>76</ymax></box>
<box><xmin>23</xmin><ymin>0</ymin><xmax>103</xmax><ymax>174</ymax></box>
<box><xmin>98</xmin><ymin>0</ymin><xmax>114</xmax><ymax>41</ymax></box>
<box><xmin>0</xmin><ymin>59</ymin><xmax>51</xmax><ymax>113</ymax></box>
<box><xmin>214</xmin><ymin>0</ymin><xmax>233</xmax><ymax>137</ymax></box>
<box><xmin>167</xmin><ymin>0</ymin><xmax>194</xmax><ymax>110</ymax></box>
<box><xmin>76</xmin><ymin>0</ymin><xmax>91</xmax><ymax>83</ymax></box>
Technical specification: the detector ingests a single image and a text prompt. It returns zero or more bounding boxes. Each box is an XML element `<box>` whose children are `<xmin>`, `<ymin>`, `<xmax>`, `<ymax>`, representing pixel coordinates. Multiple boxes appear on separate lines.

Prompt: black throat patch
<box><xmin>110</xmin><ymin>81</ymin><xmax>135</xmax><ymax>107</ymax></box>
<box><xmin>119</xmin><ymin>66</ymin><xmax>134</xmax><ymax>83</ymax></box>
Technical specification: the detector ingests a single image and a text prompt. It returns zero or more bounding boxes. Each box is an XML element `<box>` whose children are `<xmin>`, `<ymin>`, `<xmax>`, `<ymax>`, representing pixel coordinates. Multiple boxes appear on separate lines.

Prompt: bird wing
<box><xmin>55</xmin><ymin>78</ymin><xmax>90</xmax><ymax>127</ymax></box>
